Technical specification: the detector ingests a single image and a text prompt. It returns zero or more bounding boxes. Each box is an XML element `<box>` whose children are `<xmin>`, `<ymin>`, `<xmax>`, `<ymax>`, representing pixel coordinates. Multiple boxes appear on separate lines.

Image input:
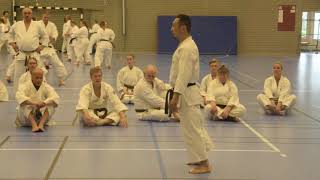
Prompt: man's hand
<box><xmin>10</xmin><ymin>43</ymin><xmax>19</xmax><ymax>53</ymax></box>
<box><xmin>36</xmin><ymin>45</ymin><xmax>45</xmax><ymax>53</ymax></box>
<box><xmin>221</xmin><ymin>106</ymin><xmax>232</xmax><ymax>119</ymax></box>
<box><xmin>84</xmin><ymin>116</ymin><xmax>96</xmax><ymax>127</ymax></box>
<box><xmin>35</xmin><ymin>101</ymin><xmax>46</xmax><ymax>109</ymax></box>
<box><xmin>210</xmin><ymin>102</ymin><xmax>217</xmax><ymax>114</ymax></box>
<box><xmin>170</xmin><ymin>93</ymin><xmax>179</xmax><ymax>114</ymax></box>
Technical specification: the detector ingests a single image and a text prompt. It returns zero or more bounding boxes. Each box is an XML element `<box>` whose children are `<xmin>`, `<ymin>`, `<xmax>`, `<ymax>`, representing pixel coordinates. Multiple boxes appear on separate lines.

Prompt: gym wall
<box><xmin>1</xmin><ymin>0</ymin><xmax>320</xmax><ymax>54</ymax></box>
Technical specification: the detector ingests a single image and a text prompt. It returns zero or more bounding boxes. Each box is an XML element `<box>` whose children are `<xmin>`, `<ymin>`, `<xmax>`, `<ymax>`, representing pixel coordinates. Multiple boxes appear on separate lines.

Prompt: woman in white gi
<box><xmin>94</xmin><ymin>21</ymin><xmax>115</xmax><ymax>69</ymax></box>
<box><xmin>257</xmin><ymin>62</ymin><xmax>296</xmax><ymax>115</ymax></box>
<box><xmin>15</xmin><ymin>68</ymin><xmax>59</xmax><ymax>132</ymax></box>
<box><xmin>76</xmin><ymin>67</ymin><xmax>128</xmax><ymax>127</ymax></box>
<box><xmin>116</xmin><ymin>54</ymin><xmax>143</xmax><ymax>104</ymax></box>
<box><xmin>73</xmin><ymin>20</ymin><xmax>91</xmax><ymax>66</ymax></box>
<box><xmin>205</xmin><ymin>65</ymin><xmax>246</xmax><ymax>122</ymax></box>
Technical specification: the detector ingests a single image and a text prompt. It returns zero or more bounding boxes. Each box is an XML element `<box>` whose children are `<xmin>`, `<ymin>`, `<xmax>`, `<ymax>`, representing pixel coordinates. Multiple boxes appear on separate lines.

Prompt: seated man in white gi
<box><xmin>116</xmin><ymin>54</ymin><xmax>143</xmax><ymax>104</ymax></box>
<box><xmin>134</xmin><ymin>65</ymin><xmax>179</xmax><ymax>122</ymax></box>
<box><xmin>257</xmin><ymin>62</ymin><xmax>296</xmax><ymax>115</ymax></box>
<box><xmin>200</xmin><ymin>59</ymin><xmax>220</xmax><ymax>104</ymax></box>
<box><xmin>205</xmin><ymin>65</ymin><xmax>246</xmax><ymax>122</ymax></box>
<box><xmin>76</xmin><ymin>67</ymin><xmax>128</xmax><ymax>127</ymax></box>
<box><xmin>0</xmin><ymin>80</ymin><xmax>8</xmax><ymax>102</ymax></box>
<box><xmin>15</xmin><ymin>68</ymin><xmax>60</xmax><ymax>132</ymax></box>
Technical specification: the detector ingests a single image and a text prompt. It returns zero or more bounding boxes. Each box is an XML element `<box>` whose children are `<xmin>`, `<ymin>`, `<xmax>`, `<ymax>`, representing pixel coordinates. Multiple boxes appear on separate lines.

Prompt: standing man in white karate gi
<box><xmin>169</xmin><ymin>14</ymin><xmax>213</xmax><ymax>174</ymax></box>
<box><xmin>39</xmin><ymin>13</ymin><xmax>68</xmax><ymax>86</ymax></box>
<box><xmin>94</xmin><ymin>21</ymin><xmax>115</xmax><ymax>69</ymax></box>
<box><xmin>8</xmin><ymin>8</ymin><xmax>49</xmax><ymax>91</ymax></box>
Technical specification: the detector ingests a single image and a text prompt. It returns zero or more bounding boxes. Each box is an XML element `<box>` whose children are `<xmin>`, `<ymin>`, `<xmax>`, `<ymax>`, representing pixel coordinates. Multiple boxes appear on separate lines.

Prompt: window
<box><xmin>301</xmin><ymin>12</ymin><xmax>308</xmax><ymax>38</ymax></box>
<box><xmin>314</xmin><ymin>12</ymin><xmax>320</xmax><ymax>40</ymax></box>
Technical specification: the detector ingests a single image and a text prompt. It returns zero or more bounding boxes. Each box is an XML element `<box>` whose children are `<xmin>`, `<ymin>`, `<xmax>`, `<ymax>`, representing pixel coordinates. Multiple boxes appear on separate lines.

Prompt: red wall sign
<box><xmin>278</xmin><ymin>5</ymin><xmax>296</xmax><ymax>31</ymax></box>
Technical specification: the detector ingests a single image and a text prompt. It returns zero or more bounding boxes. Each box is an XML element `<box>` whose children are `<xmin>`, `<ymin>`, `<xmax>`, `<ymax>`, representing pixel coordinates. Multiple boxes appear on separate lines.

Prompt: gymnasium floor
<box><xmin>0</xmin><ymin>51</ymin><xmax>320</xmax><ymax>180</ymax></box>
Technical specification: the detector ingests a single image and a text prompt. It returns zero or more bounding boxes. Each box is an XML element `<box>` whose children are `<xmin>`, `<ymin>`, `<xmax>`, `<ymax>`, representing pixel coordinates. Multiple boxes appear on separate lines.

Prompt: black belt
<box><xmin>93</xmin><ymin>108</ymin><xmax>108</xmax><ymax>119</ymax></box>
<box><xmin>100</xmin><ymin>39</ymin><xmax>111</xmax><ymax>42</ymax></box>
<box><xmin>164</xmin><ymin>83</ymin><xmax>196</xmax><ymax>117</ymax></box>
<box><xmin>124</xmin><ymin>84</ymin><xmax>134</xmax><ymax>90</ymax></box>
<box><xmin>187</xmin><ymin>83</ymin><xmax>196</xmax><ymax>87</ymax></box>
<box><xmin>135</xmin><ymin>109</ymin><xmax>147</xmax><ymax>113</ymax></box>
<box><xmin>217</xmin><ymin>104</ymin><xmax>227</xmax><ymax>109</ymax></box>
<box><xmin>165</xmin><ymin>88</ymin><xmax>174</xmax><ymax>117</ymax></box>
<box><xmin>99</xmin><ymin>39</ymin><xmax>116</xmax><ymax>48</ymax></box>
<box><xmin>69</xmin><ymin>37</ymin><xmax>77</xmax><ymax>45</ymax></box>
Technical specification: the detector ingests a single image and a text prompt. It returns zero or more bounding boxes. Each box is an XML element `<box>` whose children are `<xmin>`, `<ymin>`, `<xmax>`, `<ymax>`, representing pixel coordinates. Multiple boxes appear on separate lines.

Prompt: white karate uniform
<box><xmin>169</xmin><ymin>36</ymin><xmax>213</xmax><ymax>163</ymax></box>
<box><xmin>64</xmin><ymin>20</ymin><xmax>74</xmax><ymax>59</ymax></box>
<box><xmin>0</xmin><ymin>81</ymin><xmax>9</xmax><ymax>102</ymax></box>
<box><xmin>1</xmin><ymin>23</ymin><xmax>15</xmax><ymax>79</ymax></box>
<box><xmin>134</xmin><ymin>78</ymin><xmax>171</xmax><ymax>121</ymax></box>
<box><xmin>257</xmin><ymin>75</ymin><xmax>296</xmax><ymax>112</ymax></box>
<box><xmin>61</xmin><ymin>21</ymin><xmax>69</xmax><ymax>53</ymax></box>
<box><xmin>39</xmin><ymin>20</ymin><xmax>68</xmax><ymax>80</ymax></box>
<box><xmin>200</xmin><ymin>74</ymin><xmax>215</xmax><ymax>97</ymax></box>
<box><xmin>94</xmin><ymin>28</ymin><xmax>115</xmax><ymax>67</ymax></box>
<box><xmin>76</xmin><ymin>82</ymin><xmax>128</xmax><ymax>126</ymax></box>
<box><xmin>87</xmin><ymin>23</ymin><xmax>100</xmax><ymax>54</ymax></box>
<box><xmin>73</xmin><ymin>26</ymin><xmax>91</xmax><ymax>64</ymax></box>
<box><xmin>67</xmin><ymin>25</ymin><xmax>79</xmax><ymax>61</ymax></box>
<box><xmin>15</xmin><ymin>80</ymin><xmax>59</xmax><ymax>127</ymax></box>
<box><xmin>116</xmin><ymin>66</ymin><xmax>143</xmax><ymax>104</ymax></box>
<box><xmin>8</xmin><ymin>20</ymin><xmax>49</xmax><ymax>91</ymax></box>
<box><xmin>205</xmin><ymin>79</ymin><xmax>246</xmax><ymax>120</ymax></box>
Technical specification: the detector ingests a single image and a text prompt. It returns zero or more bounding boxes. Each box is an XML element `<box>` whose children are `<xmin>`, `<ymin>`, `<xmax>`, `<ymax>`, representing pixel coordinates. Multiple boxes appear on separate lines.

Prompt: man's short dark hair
<box><xmin>3</xmin><ymin>11</ymin><xmax>9</xmax><ymax>15</ymax></box>
<box><xmin>176</xmin><ymin>14</ymin><xmax>191</xmax><ymax>33</ymax></box>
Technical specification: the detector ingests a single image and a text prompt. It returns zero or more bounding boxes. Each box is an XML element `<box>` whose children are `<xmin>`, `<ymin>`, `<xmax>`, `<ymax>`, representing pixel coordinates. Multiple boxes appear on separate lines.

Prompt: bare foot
<box><xmin>189</xmin><ymin>165</ymin><xmax>212</xmax><ymax>174</ymax></box>
<box><xmin>32</xmin><ymin>126</ymin><xmax>40</xmax><ymax>132</ymax></box>
<box><xmin>38</xmin><ymin>125</ymin><xmax>45</xmax><ymax>132</ymax></box>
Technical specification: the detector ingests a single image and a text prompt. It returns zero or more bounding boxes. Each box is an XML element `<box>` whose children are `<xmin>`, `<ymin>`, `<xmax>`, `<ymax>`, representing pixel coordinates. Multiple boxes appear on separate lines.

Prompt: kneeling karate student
<box><xmin>15</xmin><ymin>68</ymin><xmax>60</xmax><ymax>132</ymax></box>
<box><xmin>76</xmin><ymin>67</ymin><xmax>128</xmax><ymax>127</ymax></box>
<box><xmin>116</xmin><ymin>54</ymin><xmax>143</xmax><ymax>104</ymax></box>
<box><xmin>134</xmin><ymin>65</ymin><xmax>179</xmax><ymax>122</ymax></box>
<box><xmin>205</xmin><ymin>65</ymin><xmax>246</xmax><ymax>122</ymax></box>
<box><xmin>257</xmin><ymin>62</ymin><xmax>296</xmax><ymax>115</ymax></box>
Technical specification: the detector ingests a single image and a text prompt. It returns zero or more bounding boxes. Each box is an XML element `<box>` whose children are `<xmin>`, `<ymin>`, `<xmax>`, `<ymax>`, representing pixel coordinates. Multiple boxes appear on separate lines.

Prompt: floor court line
<box><xmin>239</xmin><ymin>119</ymin><xmax>287</xmax><ymax>157</ymax></box>
<box><xmin>0</xmin><ymin>148</ymin><xmax>276</xmax><ymax>153</ymax></box>
<box><xmin>44</xmin><ymin>136</ymin><xmax>69</xmax><ymax>180</ymax></box>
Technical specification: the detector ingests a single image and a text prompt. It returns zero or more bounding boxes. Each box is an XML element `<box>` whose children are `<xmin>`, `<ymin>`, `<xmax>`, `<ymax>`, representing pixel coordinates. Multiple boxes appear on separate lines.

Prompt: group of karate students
<box><xmin>0</xmin><ymin>9</ymin><xmax>297</xmax><ymax>174</ymax></box>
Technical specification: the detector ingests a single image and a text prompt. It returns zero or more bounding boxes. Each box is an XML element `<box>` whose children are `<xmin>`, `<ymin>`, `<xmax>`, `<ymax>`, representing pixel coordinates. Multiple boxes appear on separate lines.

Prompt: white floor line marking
<box><xmin>240</xmin><ymin>119</ymin><xmax>287</xmax><ymax>157</ymax></box>
<box><xmin>0</xmin><ymin>148</ymin><xmax>276</xmax><ymax>153</ymax></box>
